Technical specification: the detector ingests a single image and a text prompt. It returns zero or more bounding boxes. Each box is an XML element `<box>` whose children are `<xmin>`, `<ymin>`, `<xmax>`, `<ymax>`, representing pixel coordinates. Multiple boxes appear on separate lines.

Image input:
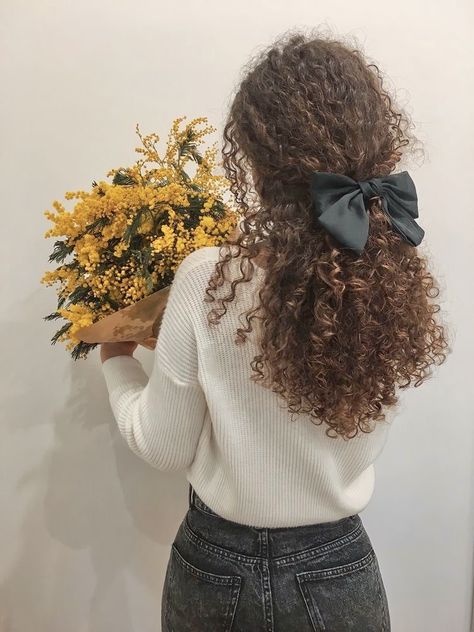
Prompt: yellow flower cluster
<box><xmin>41</xmin><ymin>116</ymin><xmax>239</xmax><ymax>355</ymax></box>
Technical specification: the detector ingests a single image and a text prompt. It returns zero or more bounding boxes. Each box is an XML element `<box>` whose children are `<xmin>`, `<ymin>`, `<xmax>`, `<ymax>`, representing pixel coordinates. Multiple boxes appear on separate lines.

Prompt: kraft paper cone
<box><xmin>75</xmin><ymin>284</ymin><xmax>171</xmax><ymax>351</ymax></box>
<box><xmin>75</xmin><ymin>226</ymin><xmax>245</xmax><ymax>351</ymax></box>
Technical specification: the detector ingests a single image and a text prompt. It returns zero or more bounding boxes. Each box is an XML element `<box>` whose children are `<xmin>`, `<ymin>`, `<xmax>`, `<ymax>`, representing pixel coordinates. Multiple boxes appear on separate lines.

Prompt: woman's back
<box><xmin>176</xmin><ymin>245</ymin><xmax>394</xmax><ymax>528</ymax></box>
<box><xmin>102</xmin><ymin>244</ymin><xmax>395</xmax><ymax>528</ymax></box>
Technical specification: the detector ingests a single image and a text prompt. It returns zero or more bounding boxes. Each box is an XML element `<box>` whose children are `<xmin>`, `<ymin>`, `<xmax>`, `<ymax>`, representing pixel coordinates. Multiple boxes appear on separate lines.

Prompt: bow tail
<box><xmin>380</xmin><ymin>196</ymin><xmax>425</xmax><ymax>247</ymax></box>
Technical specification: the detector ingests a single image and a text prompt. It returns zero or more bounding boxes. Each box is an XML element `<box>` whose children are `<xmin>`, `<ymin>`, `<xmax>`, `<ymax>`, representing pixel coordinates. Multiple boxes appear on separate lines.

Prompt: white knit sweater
<box><xmin>101</xmin><ymin>245</ymin><xmax>393</xmax><ymax>528</ymax></box>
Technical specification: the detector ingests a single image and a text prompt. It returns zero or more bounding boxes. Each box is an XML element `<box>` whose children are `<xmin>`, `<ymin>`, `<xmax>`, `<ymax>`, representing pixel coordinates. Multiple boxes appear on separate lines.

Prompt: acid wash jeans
<box><xmin>161</xmin><ymin>484</ymin><xmax>391</xmax><ymax>631</ymax></box>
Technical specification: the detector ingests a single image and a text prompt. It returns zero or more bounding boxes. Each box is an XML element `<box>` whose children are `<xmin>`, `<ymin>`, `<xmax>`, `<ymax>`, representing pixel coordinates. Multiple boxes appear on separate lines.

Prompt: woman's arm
<box><xmin>101</xmin><ymin>252</ymin><xmax>208</xmax><ymax>470</ymax></box>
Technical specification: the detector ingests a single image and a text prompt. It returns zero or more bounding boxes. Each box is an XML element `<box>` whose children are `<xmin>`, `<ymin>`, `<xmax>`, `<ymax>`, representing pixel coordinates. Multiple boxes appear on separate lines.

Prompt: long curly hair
<box><xmin>203</xmin><ymin>28</ymin><xmax>451</xmax><ymax>440</ymax></box>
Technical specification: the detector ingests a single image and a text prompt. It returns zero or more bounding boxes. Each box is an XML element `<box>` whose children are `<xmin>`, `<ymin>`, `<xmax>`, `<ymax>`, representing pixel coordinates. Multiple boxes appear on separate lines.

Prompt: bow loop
<box><xmin>309</xmin><ymin>170</ymin><xmax>424</xmax><ymax>255</ymax></box>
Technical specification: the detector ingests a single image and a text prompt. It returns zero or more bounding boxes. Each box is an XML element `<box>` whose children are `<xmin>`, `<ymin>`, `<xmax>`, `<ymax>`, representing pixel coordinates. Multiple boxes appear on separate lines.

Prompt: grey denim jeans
<box><xmin>161</xmin><ymin>484</ymin><xmax>391</xmax><ymax>631</ymax></box>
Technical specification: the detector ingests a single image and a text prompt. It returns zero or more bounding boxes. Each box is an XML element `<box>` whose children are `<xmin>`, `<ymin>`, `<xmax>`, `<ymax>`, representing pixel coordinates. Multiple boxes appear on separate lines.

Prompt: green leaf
<box><xmin>51</xmin><ymin>322</ymin><xmax>72</xmax><ymax>345</ymax></box>
<box><xmin>43</xmin><ymin>312</ymin><xmax>63</xmax><ymax>321</ymax></box>
<box><xmin>71</xmin><ymin>340</ymin><xmax>99</xmax><ymax>361</ymax></box>
<box><xmin>111</xmin><ymin>169</ymin><xmax>137</xmax><ymax>186</ymax></box>
<box><xmin>49</xmin><ymin>240</ymin><xmax>75</xmax><ymax>264</ymax></box>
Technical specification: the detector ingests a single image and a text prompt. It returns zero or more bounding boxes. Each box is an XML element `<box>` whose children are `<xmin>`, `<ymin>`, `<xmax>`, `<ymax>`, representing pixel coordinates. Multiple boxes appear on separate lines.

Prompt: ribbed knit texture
<box><xmin>101</xmin><ymin>245</ymin><xmax>393</xmax><ymax>528</ymax></box>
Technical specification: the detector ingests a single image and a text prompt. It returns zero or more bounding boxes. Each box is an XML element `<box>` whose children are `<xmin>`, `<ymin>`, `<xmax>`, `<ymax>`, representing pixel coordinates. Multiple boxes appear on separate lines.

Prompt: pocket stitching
<box><xmin>297</xmin><ymin>579</ymin><xmax>326</xmax><ymax>631</ymax></box>
<box><xmin>296</xmin><ymin>549</ymin><xmax>379</xmax><ymax>632</ymax></box>
<box><xmin>165</xmin><ymin>544</ymin><xmax>242</xmax><ymax>631</ymax></box>
<box><xmin>171</xmin><ymin>543</ymin><xmax>242</xmax><ymax>586</ymax></box>
<box><xmin>296</xmin><ymin>547</ymin><xmax>375</xmax><ymax>581</ymax></box>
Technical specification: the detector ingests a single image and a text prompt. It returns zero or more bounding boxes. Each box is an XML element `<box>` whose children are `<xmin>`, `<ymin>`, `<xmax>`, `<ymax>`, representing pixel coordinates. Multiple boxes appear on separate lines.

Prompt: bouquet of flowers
<box><xmin>41</xmin><ymin>116</ymin><xmax>239</xmax><ymax>360</ymax></box>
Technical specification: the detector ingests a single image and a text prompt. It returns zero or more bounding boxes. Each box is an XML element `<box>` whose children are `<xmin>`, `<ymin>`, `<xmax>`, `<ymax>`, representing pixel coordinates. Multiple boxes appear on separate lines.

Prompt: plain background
<box><xmin>1</xmin><ymin>1</ymin><xmax>473</xmax><ymax>631</ymax></box>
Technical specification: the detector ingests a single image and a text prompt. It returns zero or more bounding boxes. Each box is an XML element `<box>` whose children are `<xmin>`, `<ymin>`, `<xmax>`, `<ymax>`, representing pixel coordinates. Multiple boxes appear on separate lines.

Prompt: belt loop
<box><xmin>188</xmin><ymin>483</ymin><xmax>194</xmax><ymax>509</ymax></box>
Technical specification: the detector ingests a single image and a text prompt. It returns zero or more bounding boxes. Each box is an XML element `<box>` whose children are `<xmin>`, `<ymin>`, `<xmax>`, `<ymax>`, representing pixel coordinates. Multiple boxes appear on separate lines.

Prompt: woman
<box><xmin>100</xmin><ymin>29</ymin><xmax>450</xmax><ymax>631</ymax></box>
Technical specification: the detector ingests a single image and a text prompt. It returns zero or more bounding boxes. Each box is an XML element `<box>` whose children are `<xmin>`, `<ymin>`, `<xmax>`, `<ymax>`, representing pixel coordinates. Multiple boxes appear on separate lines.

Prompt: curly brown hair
<box><xmin>203</xmin><ymin>28</ymin><xmax>451</xmax><ymax>440</ymax></box>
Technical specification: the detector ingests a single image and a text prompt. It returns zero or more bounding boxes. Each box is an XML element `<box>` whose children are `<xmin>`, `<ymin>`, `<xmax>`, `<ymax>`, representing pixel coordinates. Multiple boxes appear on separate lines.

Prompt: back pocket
<box><xmin>296</xmin><ymin>548</ymin><xmax>390</xmax><ymax>632</ymax></box>
<box><xmin>163</xmin><ymin>543</ymin><xmax>242</xmax><ymax>632</ymax></box>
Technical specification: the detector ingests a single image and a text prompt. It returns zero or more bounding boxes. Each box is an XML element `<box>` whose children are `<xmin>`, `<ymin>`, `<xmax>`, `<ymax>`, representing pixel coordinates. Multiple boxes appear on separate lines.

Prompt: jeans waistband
<box><xmin>186</xmin><ymin>483</ymin><xmax>364</xmax><ymax>560</ymax></box>
<box><xmin>188</xmin><ymin>483</ymin><xmax>222</xmax><ymax>518</ymax></box>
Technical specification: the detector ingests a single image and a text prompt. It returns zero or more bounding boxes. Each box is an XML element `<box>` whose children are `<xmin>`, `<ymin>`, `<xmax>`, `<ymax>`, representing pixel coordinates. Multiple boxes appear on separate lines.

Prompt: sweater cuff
<box><xmin>101</xmin><ymin>355</ymin><xmax>149</xmax><ymax>397</ymax></box>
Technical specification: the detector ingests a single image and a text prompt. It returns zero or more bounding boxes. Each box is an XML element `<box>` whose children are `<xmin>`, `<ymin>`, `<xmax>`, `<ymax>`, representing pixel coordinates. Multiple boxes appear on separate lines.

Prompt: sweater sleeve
<box><xmin>101</xmin><ymin>253</ymin><xmax>208</xmax><ymax>471</ymax></box>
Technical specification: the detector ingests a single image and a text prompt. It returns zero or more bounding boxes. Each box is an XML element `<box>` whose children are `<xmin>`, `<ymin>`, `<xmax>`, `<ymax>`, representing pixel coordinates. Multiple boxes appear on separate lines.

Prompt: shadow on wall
<box><xmin>0</xmin><ymin>288</ymin><xmax>185</xmax><ymax>632</ymax></box>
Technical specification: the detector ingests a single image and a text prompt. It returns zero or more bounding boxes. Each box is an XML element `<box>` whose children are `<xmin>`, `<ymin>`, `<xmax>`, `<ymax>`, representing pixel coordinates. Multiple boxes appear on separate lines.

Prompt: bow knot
<box><xmin>357</xmin><ymin>179</ymin><xmax>384</xmax><ymax>202</ymax></box>
<box><xmin>309</xmin><ymin>170</ymin><xmax>424</xmax><ymax>255</ymax></box>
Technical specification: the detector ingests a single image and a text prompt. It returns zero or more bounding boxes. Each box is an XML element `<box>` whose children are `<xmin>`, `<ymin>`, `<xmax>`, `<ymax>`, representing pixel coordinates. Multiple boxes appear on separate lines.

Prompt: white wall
<box><xmin>1</xmin><ymin>1</ymin><xmax>473</xmax><ymax>631</ymax></box>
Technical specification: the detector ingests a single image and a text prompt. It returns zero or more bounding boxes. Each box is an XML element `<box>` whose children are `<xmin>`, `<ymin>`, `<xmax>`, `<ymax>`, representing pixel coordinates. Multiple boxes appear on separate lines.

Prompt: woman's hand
<box><xmin>100</xmin><ymin>341</ymin><xmax>139</xmax><ymax>364</ymax></box>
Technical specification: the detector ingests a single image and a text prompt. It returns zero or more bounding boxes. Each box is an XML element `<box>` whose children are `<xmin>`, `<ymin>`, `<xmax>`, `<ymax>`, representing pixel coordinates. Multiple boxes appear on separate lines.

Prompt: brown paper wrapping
<box><xmin>75</xmin><ymin>284</ymin><xmax>171</xmax><ymax>350</ymax></box>
<box><xmin>75</xmin><ymin>224</ymin><xmax>243</xmax><ymax>350</ymax></box>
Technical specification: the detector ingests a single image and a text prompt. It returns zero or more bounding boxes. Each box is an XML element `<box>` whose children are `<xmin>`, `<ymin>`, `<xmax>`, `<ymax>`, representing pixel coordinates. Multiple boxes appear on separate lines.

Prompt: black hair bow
<box><xmin>309</xmin><ymin>170</ymin><xmax>425</xmax><ymax>255</ymax></box>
